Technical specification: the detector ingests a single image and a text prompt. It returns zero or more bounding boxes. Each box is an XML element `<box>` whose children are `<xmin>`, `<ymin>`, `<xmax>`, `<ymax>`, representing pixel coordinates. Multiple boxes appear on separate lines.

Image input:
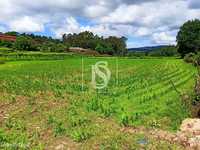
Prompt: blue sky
<box><xmin>0</xmin><ymin>0</ymin><xmax>200</xmax><ymax>48</ymax></box>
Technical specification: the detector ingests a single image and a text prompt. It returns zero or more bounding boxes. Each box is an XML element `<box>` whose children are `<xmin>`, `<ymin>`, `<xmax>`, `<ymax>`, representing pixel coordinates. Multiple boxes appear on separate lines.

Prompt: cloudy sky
<box><xmin>0</xmin><ymin>0</ymin><xmax>200</xmax><ymax>48</ymax></box>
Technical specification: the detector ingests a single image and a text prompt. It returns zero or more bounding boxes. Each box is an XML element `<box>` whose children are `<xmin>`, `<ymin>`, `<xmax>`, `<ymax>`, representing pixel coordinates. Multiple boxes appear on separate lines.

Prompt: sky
<box><xmin>0</xmin><ymin>0</ymin><xmax>200</xmax><ymax>48</ymax></box>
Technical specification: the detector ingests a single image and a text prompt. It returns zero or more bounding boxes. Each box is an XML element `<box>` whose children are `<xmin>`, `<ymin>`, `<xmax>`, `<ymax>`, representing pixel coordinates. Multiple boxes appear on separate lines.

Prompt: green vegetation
<box><xmin>177</xmin><ymin>19</ymin><xmax>200</xmax><ymax>57</ymax></box>
<box><xmin>148</xmin><ymin>46</ymin><xmax>178</xmax><ymax>57</ymax></box>
<box><xmin>0</xmin><ymin>40</ymin><xmax>13</xmax><ymax>48</ymax></box>
<box><xmin>0</xmin><ymin>57</ymin><xmax>196</xmax><ymax>149</ymax></box>
<box><xmin>0</xmin><ymin>19</ymin><xmax>200</xmax><ymax>149</ymax></box>
<box><xmin>0</xmin><ymin>52</ymin><xmax>77</xmax><ymax>61</ymax></box>
<box><xmin>63</xmin><ymin>31</ymin><xmax>127</xmax><ymax>55</ymax></box>
<box><xmin>128</xmin><ymin>46</ymin><xmax>178</xmax><ymax>58</ymax></box>
<box><xmin>0</xmin><ymin>31</ymin><xmax>127</xmax><ymax>56</ymax></box>
<box><xmin>13</xmin><ymin>33</ymin><xmax>69</xmax><ymax>52</ymax></box>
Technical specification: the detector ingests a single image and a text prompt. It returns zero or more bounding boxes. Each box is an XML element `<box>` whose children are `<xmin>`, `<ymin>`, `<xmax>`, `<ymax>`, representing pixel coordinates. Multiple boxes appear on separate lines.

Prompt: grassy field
<box><xmin>0</xmin><ymin>57</ymin><xmax>197</xmax><ymax>149</ymax></box>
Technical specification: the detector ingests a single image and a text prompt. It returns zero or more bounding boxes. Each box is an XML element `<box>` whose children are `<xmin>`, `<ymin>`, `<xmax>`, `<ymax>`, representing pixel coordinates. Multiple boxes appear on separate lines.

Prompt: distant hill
<box><xmin>128</xmin><ymin>45</ymin><xmax>170</xmax><ymax>52</ymax></box>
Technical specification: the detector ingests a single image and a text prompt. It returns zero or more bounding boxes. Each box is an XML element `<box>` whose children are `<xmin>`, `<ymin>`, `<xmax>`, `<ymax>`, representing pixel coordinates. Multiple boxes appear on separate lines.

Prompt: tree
<box><xmin>149</xmin><ymin>46</ymin><xmax>178</xmax><ymax>57</ymax></box>
<box><xmin>177</xmin><ymin>19</ymin><xmax>200</xmax><ymax>57</ymax></box>
<box><xmin>62</xmin><ymin>31</ymin><xmax>128</xmax><ymax>55</ymax></box>
<box><xmin>13</xmin><ymin>36</ymin><xmax>37</xmax><ymax>51</ymax></box>
<box><xmin>95</xmin><ymin>43</ymin><xmax>105</xmax><ymax>54</ymax></box>
<box><xmin>0</xmin><ymin>40</ymin><xmax>13</xmax><ymax>48</ymax></box>
<box><xmin>105</xmin><ymin>36</ymin><xmax>127</xmax><ymax>55</ymax></box>
<box><xmin>5</xmin><ymin>31</ymin><xmax>19</xmax><ymax>36</ymax></box>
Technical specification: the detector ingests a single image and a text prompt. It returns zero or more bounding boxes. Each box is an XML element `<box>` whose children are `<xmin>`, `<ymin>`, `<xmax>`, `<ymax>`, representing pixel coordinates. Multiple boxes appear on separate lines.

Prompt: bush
<box><xmin>0</xmin><ymin>129</ymin><xmax>8</xmax><ymax>144</ymax></box>
<box><xmin>13</xmin><ymin>36</ymin><xmax>38</xmax><ymax>51</ymax></box>
<box><xmin>0</xmin><ymin>57</ymin><xmax>5</xmax><ymax>64</ymax></box>
<box><xmin>183</xmin><ymin>53</ymin><xmax>196</xmax><ymax>64</ymax></box>
<box><xmin>0</xmin><ymin>40</ymin><xmax>13</xmax><ymax>48</ymax></box>
<box><xmin>71</xmin><ymin>128</ymin><xmax>93</xmax><ymax>142</ymax></box>
<box><xmin>0</xmin><ymin>47</ymin><xmax>13</xmax><ymax>54</ymax></box>
<box><xmin>194</xmin><ymin>52</ymin><xmax>200</xmax><ymax>66</ymax></box>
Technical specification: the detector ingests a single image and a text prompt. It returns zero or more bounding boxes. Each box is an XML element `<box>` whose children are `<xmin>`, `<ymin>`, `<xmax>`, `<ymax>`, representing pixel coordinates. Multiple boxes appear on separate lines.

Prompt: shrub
<box><xmin>120</xmin><ymin>114</ymin><xmax>129</xmax><ymax>127</ymax></box>
<box><xmin>0</xmin><ymin>57</ymin><xmax>5</xmax><ymax>64</ymax></box>
<box><xmin>13</xmin><ymin>36</ymin><xmax>38</xmax><ymax>51</ymax></box>
<box><xmin>183</xmin><ymin>53</ymin><xmax>196</xmax><ymax>64</ymax></box>
<box><xmin>193</xmin><ymin>75</ymin><xmax>200</xmax><ymax>105</ymax></box>
<box><xmin>0</xmin><ymin>129</ymin><xmax>8</xmax><ymax>144</ymax></box>
<box><xmin>53</xmin><ymin>122</ymin><xmax>66</xmax><ymax>137</ymax></box>
<box><xmin>194</xmin><ymin>52</ymin><xmax>200</xmax><ymax>66</ymax></box>
<box><xmin>71</xmin><ymin>128</ymin><xmax>92</xmax><ymax>142</ymax></box>
<box><xmin>0</xmin><ymin>40</ymin><xmax>13</xmax><ymax>48</ymax></box>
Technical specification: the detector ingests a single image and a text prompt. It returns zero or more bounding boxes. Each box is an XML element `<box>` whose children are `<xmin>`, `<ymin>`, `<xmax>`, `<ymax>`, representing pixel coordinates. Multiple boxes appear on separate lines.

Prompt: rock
<box><xmin>55</xmin><ymin>144</ymin><xmax>65</xmax><ymax>150</ymax></box>
<box><xmin>180</xmin><ymin>119</ymin><xmax>200</xmax><ymax>149</ymax></box>
<box><xmin>180</xmin><ymin>119</ymin><xmax>200</xmax><ymax>136</ymax></box>
<box><xmin>188</xmin><ymin>136</ymin><xmax>200</xmax><ymax>148</ymax></box>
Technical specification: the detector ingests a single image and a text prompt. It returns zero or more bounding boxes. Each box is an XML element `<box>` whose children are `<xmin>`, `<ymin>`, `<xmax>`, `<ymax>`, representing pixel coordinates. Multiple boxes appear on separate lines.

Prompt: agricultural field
<box><xmin>0</xmin><ymin>57</ymin><xmax>197</xmax><ymax>149</ymax></box>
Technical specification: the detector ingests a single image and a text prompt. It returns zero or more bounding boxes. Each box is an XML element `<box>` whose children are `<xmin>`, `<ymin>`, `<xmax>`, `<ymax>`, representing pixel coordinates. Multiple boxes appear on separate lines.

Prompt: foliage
<box><xmin>71</xmin><ymin>128</ymin><xmax>93</xmax><ymax>142</ymax></box>
<box><xmin>128</xmin><ymin>46</ymin><xmax>178</xmax><ymax>57</ymax></box>
<box><xmin>105</xmin><ymin>36</ymin><xmax>127</xmax><ymax>55</ymax></box>
<box><xmin>13</xmin><ymin>36</ymin><xmax>37</xmax><ymax>51</ymax></box>
<box><xmin>0</xmin><ymin>47</ymin><xmax>13</xmax><ymax>54</ymax></box>
<box><xmin>1</xmin><ymin>52</ymin><xmax>75</xmax><ymax>61</ymax></box>
<box><xmin>5</xmin><ymin>31</ymin><xmax>19</xmax><ymax>36</ymax></box>
<box><xmin>0</xmin><ymin>31</ymin><xmax>70</xmax><ymax>53</ymax></box>
<box><xmin>38</xmin><ymin>42</ymin><xmax>69</xmax><ymax>52</ymax></box>
<box><xmin>12</xmin><ymin>34</ymin><xmax>69</xmax><ymax>52</ymax></box>
<box><xmin>183</xmin><ymin>53</ymin><xmax>196</xmax><ymax>64</ymax></box>
<box><xmin>0</xmin><ymin>30</ymin><xmax>127</xmax><ymax>55</ymax></box>
<box><xmin>0</xmin><ymin>57</ymin><xmax>5</xmax><ymax>64</ymax></box>
<box><xmin>149</xmin><ymin>46</ymin><xmax>178</xmax><ymax>57</ymax></box>
<box><xmin>177</xmin><ymin>19</ymin><xmax>200</xmax><ymax>57</ymax></box>
<box><xmin>63</xmin><ymin>31</ymin><xmax>127</xmax><ymax>55</ymax></box>
<box><xmin>0</xmin><ymin>57</ymin><xmax>196</xmax><ymax>149</ymax></box>
<box><xmin>127</xmin><ymin>51</ymin><xmax>147</xmax><ymax>58</ymax></box>
<box><xmin>0</xmin><ymin>40</ymin><xmax>13</xmax><ymax>48</ymax></box>
<box><xmin>183</xmin><ymin>52</ymin><xmax>200</xmax><ymax>66</ymax></box>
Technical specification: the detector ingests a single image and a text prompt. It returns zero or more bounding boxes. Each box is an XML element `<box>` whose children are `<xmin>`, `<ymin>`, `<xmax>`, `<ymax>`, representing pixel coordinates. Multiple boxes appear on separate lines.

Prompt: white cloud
<box><xmin>53</xmin><ymin>17</ymin><xmax>80</xmax><ymax>38</ymax></box>
<box><xmin>9</xmin><ymin>16</ymin><xmax>44</xmax><ymax>32</ymax></box>
<box><xmin>0</xmin><ymin>0</ymin><xmax>200</xmax><ymax>46</ymax></box>
<box><xmin>98</xmin><ymin>0</ymin><xmax>200</xmax><ymax>45</ymax></box>
<box><xmin>100</xmin><ymin>1</ymin><xmax>187</xmax><ymax>27</ymax></box>
<box><xmin>135</xmin><ymin>27</ymin><xmax>152</xmax><ymax>36</ymax></box>
<box><xmin>152</xmin><ymin>32</ymin><xmax>176</xmax><ymax>45</ymax></box>
<box><xmin>53</xmin><ymin>17</ymin><xmax>124</xmax><ymax>38</ymax></box>
<box><xmin>84</xmin><ymin>5</ymin><xmax>110</xmax><ymax>18</ymax></box>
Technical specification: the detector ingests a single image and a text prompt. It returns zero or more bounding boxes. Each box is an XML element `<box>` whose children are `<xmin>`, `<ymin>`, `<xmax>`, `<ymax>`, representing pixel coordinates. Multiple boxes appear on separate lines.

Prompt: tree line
<box><xmin>1</xmin><ymin>17</ymin><xmax>199</xmax><ymax>58</ymax></box>
<box><xmin>0</xmin><ymin>31</ymin><xmax>127</xmax><ymax>55</ymax></box>
<box><xmin>176</xmin><ymin>19</ymin><xmax>200</xmax><ymax>64</ymax></box>
<box><xmin>128</xmin><ymin>46</ymin><xmax>178</xmax><ymax>57</ymax></box>
<box><xmin>63</xmin><ymin>31</ymin><xmax>127</xmax><ymax>55</ymax></box>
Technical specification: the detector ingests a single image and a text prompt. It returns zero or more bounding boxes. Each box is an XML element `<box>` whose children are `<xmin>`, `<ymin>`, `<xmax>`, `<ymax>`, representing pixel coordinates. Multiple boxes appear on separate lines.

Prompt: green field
<box><xmin>0</xmin><ymin>57</ymin><xmax>196</xmax><ymax>149</ymax></box>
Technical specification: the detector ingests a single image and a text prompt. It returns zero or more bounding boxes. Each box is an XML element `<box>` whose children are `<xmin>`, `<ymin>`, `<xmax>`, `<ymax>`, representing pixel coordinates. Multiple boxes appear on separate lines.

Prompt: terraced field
<box><xmin>0</xmin><ymin>57</ymin><xmax>197</xmax><ymax>149</ymax></box>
